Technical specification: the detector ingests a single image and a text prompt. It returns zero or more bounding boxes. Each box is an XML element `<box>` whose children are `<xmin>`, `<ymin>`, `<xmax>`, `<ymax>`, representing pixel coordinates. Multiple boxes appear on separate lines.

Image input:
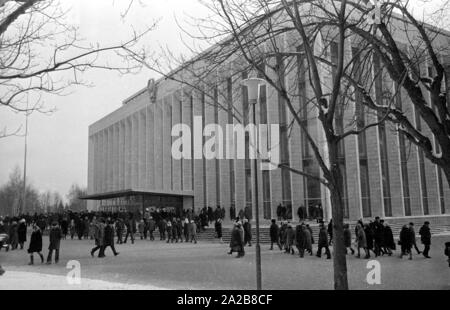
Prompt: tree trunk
<box><xmin>328</xmin><ymin>142</ymin><xmax>349</xmax><ymax>290</ymax></box>
<box><xmin>442</xmin><ymin>163</ymin><xmax>450</xmax><ymax>189</ymax></box>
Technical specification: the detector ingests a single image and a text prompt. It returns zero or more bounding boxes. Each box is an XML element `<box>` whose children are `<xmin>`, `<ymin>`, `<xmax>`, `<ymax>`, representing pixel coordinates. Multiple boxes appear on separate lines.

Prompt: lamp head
<box><xmin>241</xmin><ymin>78</ymin><xmax>266</xmax><ymax>102</ymax></box>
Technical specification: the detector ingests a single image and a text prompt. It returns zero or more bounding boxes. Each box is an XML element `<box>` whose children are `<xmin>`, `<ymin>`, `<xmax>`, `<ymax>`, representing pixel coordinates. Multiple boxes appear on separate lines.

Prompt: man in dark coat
<box><xmin>229</xmin><ymin>205</ymin><xmax>236</xmax><ymax>221</ymax></box>
<box><xmin>276</xmin><ymin>204</ymin><xmax>282</xmax><ymax>221</ymax></box>
<box><xmin>91</xmin><ymin>219</ymin><xmax>105</xmax><ymax>258</ymax></box>
<box><xmin>269</xmin><ymin>219</ymin><xmax>281</xmax><ymax>250</ymax></box>
<box><xmin>399</xmin><ymin>224</ymin><xmax>414</xmax><ymax>260</ymax></box>
<box><xmin>243</xmin><ymin>219</ymin><xmax>252</xmax><ymax>246</ymax></box>
<box><xmin>419</xmin><ymin>221</ymin><xmax>431</xmax><ymax>258</ymax></box>
<box><xmin>228</xmin><ymin>222</ymin><xmax>244</xmax><ymax>258</ymax></box>
<box><xmin>295</xmin><ymin>224</ymin><xmax>306</xmax><ymax>257</ymax></box>
<box><xmin>316</xmin><ymin>221</ymin><xmax>331</xmax><ymax>259</ymax></box>
<box><xmin>28</xmin><ymin>224</ymin><xmax>44</xmax><ymax>265</ymax></box>
<box><xmin>103</xmin><ymin>221</ymin><xmax>119</xmax><ymax>256</ymax></box>
<box><xmin>215</xmin><ymin>218</ymin><xmax>223</xmax><ymax>243</ymax></box>
<box><xmin>148</xmin><ymin>217</ymin><xmax>156</xmax><ymax>241</ymax></box>
<box><xmin>123</xmin><ymin>216</ymin><xmax>136</xmax><ymax>244</ymax></box>
<box><xmin>18</xmin><ymin>219</ymin><xmax>27</xmax><ymax>250</ymax></box>
<box><xmin>373</xmin><ymin>217</ymin><xmax>385</xmax><ymax>256</ymax></box>
<box><xmin>382</xmin><ymin>222</ymin><xmax>395</xmax><ymax>256</ymax></box>
<box><xmin>46</xmin><ymin>221</ymin><xmax>62</xmax><ymax>264</ymax></box>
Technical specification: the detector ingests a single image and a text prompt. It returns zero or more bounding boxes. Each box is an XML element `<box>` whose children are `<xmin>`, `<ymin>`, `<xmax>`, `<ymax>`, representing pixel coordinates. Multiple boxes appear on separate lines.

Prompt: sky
<box><xmin>0</xmin><ymin>0</ymin><xmax>447</xmax><ymax>201</ymax></box>
<box><xmin>0</xmin><ymin>0</ymin><xmax>210</xmax><ymax>200</ymax></box>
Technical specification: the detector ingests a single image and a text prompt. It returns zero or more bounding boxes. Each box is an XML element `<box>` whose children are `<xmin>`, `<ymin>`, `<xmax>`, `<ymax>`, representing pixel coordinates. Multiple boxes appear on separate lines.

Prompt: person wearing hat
<box><xmin>269</xmin><ymin>219</ymin><xmax>281</xmax><ymax>251</ymax></box>
<box><xmin>419</xmin><ymin>221</ymin><xmax>432</xmax><ymax>258</ymax></box>
<box><xmin>316</xmin><ymin>221</ymin><xmax>331</xmax><ymax>259</ymax></box>
<box><xmin>228</xmin><ymin>222</ymin><xmax>244</xmax><ymax>258</ymax></box>
<box><xmin>46</xmin><ymin>221</ymin><xmax>62</xmax><ymax>264</ymax></box>
<box><xmin>103</xmin><ymin>220</ymin><xmax>119</xmax><ymax>257</ymax></box>
<box><xmin>28</xmin><ymin>224</ymin><xmax>44</xmax><ymax>265</ymax></box>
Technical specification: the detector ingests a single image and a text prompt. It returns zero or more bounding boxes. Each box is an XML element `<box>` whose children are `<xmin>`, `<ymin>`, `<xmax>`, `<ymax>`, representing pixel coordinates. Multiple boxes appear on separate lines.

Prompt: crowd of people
<box><xmin>1</xmin><ymin>209</ymin><xmax>450</xmax><ymax>269</ymax></box>
<box><xmin>228</xmin><ymin>216</ymin><xmax>440</xmax><ymax>262</ymax></box>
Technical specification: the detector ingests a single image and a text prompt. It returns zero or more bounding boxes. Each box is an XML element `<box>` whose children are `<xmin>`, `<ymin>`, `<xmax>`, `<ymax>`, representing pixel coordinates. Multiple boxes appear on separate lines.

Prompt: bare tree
<box><xmin>0</xmin><ymin>0</ymin><xmax>156</xmax><ymax>137</ymax></box>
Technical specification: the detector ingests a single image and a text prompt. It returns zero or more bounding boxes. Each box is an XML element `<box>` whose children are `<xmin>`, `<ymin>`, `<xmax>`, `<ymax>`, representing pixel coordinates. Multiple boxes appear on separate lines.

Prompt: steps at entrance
<box><xmin>195</xmin><ymin>223</ymin><xmax>450</xmax><ymax>243</ymax></box>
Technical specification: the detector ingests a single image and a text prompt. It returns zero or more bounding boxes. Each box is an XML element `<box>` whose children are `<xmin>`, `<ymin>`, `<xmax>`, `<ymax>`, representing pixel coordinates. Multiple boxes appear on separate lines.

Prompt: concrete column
<box><xmin>139</xmin><ymin>109</ymin><xmax>147</xmax><ymax>189</ymax></box>
<box><xmin>131</xmin><ymin>114</ymin><xmax>139</xmax><ymax>188</ymax></box>
<box><xmin>119</xmin><ymin>121</ymin><xmax>125</xmax><ymax>190</ymax></box>
<box><xmin>146</xmin><ymin>105</ymin><xmax>155</xmax><ymax>190</ymax></box>
<box><xmin>125</xmin><ymin>118</ymin><xmax>132</xmax><ymax>189</ymax></box>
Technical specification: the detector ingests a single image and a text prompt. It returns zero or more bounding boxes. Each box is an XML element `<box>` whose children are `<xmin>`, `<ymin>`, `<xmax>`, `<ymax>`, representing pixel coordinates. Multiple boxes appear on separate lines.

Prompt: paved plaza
<box><xmin>1</xmin><ymin>236</ymin><xmax>449</xmax><ymax>290</ymax></box>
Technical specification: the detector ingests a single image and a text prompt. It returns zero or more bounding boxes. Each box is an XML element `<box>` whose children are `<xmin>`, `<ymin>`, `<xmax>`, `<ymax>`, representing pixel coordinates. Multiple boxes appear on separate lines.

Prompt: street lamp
<box><xmin>241</xmin><ymin>77</ymin><xmax>266</xmax><ymax>291</ymax></box>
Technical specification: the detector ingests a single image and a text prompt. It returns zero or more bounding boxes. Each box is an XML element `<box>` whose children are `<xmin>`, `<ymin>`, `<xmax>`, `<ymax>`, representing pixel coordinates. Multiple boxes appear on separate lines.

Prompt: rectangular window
<box><xmin>258</xmin><ymin>65</ymin><xmax>271</xmax><ymax>219</ymax></box>
<box><xmin>242</xmin><ymin>71</ymin><xmax>253</xmax><ymax>217</ymax></box>
<box><xmin>374</xmin><ymin>54</ymin><xmax>392</xmax><ymax>217</ymax></box>
<box><xmin>277</xmin><ymin>55</ymin><xmax>292</xmax><ymax>219</ymax></box>
<box><xmin>298</xmin><ymin>49</ymin><xmax>322</xmax><ymax>218</ymax></box>
<box><xmin>395</xmin><ymin>84</ymin><xmax>411</xmax><ymax>216</ymax></box>
<box><xmin>190</xmin><ymin>95</ymin><xmax>194</xmax><ymax>192</ymax></box>
<box><xmin>332</xmin><ymin>42</ymin><xmax>349</xmax><ymax>218</ymax></box>
<box><xmin>214</xmin><ymin>86</ymin><xmax>221</xmax><ymax>206</ymax></box>
<box><xmin>202</xmin><ymin>91</ymin><xmax>207</xmax><ymax>208</ymax></box>
<box><xmin>227</xmin><ymin>78</ymin><xmax>236</xmax><ymax>212</ymax></box>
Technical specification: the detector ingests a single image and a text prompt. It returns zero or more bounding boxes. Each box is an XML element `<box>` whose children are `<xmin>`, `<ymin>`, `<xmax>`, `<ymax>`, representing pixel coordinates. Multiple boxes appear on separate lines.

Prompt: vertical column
<box><xmin>146</xmin><ymin>105</ymin><xmax>155</xmax><ymax>190</ymax></box>
<box><xmin>182</xmin><ymin>90</ymin><xmax>193</xmax><ymax>193</ymax></box>
<box><xmin>139</xmin><ymin>109</ymin><xmax>147</xmax><ymax>189</ymax></box>
<box><xmin>108</xmin><ymin>127</ymin><xmax>114</xmax><ymax>192</ymax></box>
<box><xmin>193</xmin><ymin>90</ymin><xmax>205</xmax><ymax>209</ymax></box>
<box><xmin>88</xmin><ymin>135</ymin><xmax>94</xmax><ymax>195</ymax></box>
<box><xmin>205</xmin><ymin>86</ymin><xmax>217</xmax><ymax>207</ymax></box>
<box><xmin>172</xmin><ymin>92</ymin><xmax>182</xmax><ymax>192</ymax></box>
<box><xmin>113</xmin><ymin>124</ymin><xmax>119</xmax><ymax>191</ymax></box>
<box><xmin>132</xmin><ymin>114</ymin><xmax>139</xmax><ymax>188</ymax></box>
<box><xmin>154</xmin><ymin>100</ymin><xmax>163</xmax><ymax>190</ymax></box>
<box><xmin>125</xmin><ymin>118</ymin><xmax>132</xmax><ymax>189</ymax></box>
<box><xmin>119</xmin><ymin>121</ymin><xmax>125</xmax><ymax>190</ymax></box>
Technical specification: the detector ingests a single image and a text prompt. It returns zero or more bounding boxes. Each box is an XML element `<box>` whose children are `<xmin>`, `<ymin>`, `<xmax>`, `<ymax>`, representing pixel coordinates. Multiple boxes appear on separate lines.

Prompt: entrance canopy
<box><xmin>80</xmin><ymin>189</ymin><xmax>194</xmax><ymax>201</ymax></box>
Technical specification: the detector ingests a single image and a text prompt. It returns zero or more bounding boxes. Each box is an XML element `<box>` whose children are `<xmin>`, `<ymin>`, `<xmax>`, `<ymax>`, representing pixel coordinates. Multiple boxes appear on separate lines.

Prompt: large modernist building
<box><xmin>85</xmin><ymin>5</ymin><xmax>450</xmax><ymax>225</ymax></box>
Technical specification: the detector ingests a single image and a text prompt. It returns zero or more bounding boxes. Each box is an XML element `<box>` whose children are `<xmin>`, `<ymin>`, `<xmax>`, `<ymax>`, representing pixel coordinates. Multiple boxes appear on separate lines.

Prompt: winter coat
<box><xmin>94</xmin><ymin>223</ymin><xmax>105</xmax><ymax>247</ymax></box>
<box><xmin>28</xmin><ymin>229</ymin><xmax>42</xmax><ymax>253</ymax></box>
<box><xmin>384</xmin><ymin>226</ymin><xmax>396</xmax><ymax>250</ymax></box>
<box><xmin>295</xmin><ymin>226</ymin><xmax>306</xmax><ymax>249</ymax></box>
<box><xmin>285</xmin><ymin>226</ymin><xmax>295</xmax><ymax>246</ymax></box>
<box><xmin>230</xmin><ymin>227</ymin><xmax>244</xmax><ymax>252</ymax></box>
<box><xmin>399</xmin><ymin>227</ymin><xmax>413</xmax><ymax>249</ymax></box>
<box><xmin>48</xmin><ymin>226</ymin><xmax>62</xmax><ymax>250</ymax></box>
<box><xmin>243</xmin><ymin>222</ymin><xmax>252</xmax><ymax>243</ymax></box>
<box><xmin>303</xmin><ymin>228</ymin><xmax>312</xmax><ymax>250</ymax></box>
<box><xmin>364</xmin><ymin>226</ymin><xmax>374</xmax><ymax>249</ymax></box>
<box><xmin>373</xmin><ymin>222</ymin><xmax>385</xmax><ymax>246</ymax></box>
<box><xmin>104</xmin><ymin>225</ymin><xmax>115</xmax><ymax>246</ymax></box>
<box><xmin>188</xmin><ymin>222</ymin><xmax>197</xmax><ymax>236</ymax></box>
<box><xmin>419</xmin><ymin>225</ymin><xmax>431</xmax><ymax>245</ymax></box>
<box><xmin>318</xmin><ymin>227</ymin><xmax>328</xmax><ymax>247</ymax></box>
<box><xmin>215</xmin><ymin>221</ymin><xmax>222</xmax><ymax>238</ymax></box>
<box><xmin>18</xmin><ymin>222</ymin><xmax>27</xmax><ymax>243</ymax></box>
<box><xmin>356</xmin><ymin>225</ymin><xmax>367</xmax><ymax>248</ymax></box>
<box><xmin>269</xmin><ymin>223</ymin><xmax>279</xmax><ymax>242</ymax></box>
<box><xmin>307</xmin><ymin>226</ymin><xmax>314</xmax><ymax>244</ymax></box>
<box><xmin>148</xmin><ymin>219</ymin><xmax>156</xmax><ymax>232</ymax></box>
<box><xmin>343</xmin><ymin>227</ymin><xmax>352</xmax><ymax>248</ymax></box>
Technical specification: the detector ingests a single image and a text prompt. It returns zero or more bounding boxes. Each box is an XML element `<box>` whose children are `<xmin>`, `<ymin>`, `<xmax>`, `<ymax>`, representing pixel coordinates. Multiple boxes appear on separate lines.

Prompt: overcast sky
<box><xmin>0</xmin><ymin>0</ymin><xmax>447</xmax><ymax>201</ymax></box>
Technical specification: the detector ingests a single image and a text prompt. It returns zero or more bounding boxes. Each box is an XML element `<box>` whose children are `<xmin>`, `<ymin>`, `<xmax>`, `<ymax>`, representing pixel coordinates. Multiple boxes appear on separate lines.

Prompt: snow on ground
<box><xmin>0</xmin><ymin>271</ymin><xmax>168</xmax><ymax>290</ymax></box>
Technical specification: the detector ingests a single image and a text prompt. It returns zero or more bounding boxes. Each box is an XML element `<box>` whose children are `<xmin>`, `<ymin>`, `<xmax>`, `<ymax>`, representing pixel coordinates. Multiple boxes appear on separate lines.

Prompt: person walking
<box><xmin>409</xmin><ymin>222</ymin><xmax>422</xmax><ymax>255</ymax></box>
<box><xmin>123</xmin><ymin>216</ymin><xmax>135</xmax><ymax>244</ymax></box>
<box><xmin>419</xmin><ymin>221</ymin><xmax>432</xmax><ymax>258</ymax></box>
<box><xmin>188</xmin><ymin>220</ymin><xmax>197</xmax><ymax>244</ymax></box>
<box><xmin>356</xmin><ymin>223</ymin><xmax>369</xmax><ymax>259</ymax></box>
<box><xmin>103</xmin><ymin>220</ymin><xmax>119</xmax><ymax>257</ymax></box>
<box><xmin>27</xmin><ymin>224</ymin><xmax>44</xmax><ymax>265</ymax></box>
<box><xmin>269</xmin><ymin>219</ymin><xmax>281</xmax><ymax>250</ymax></box>
<box><xmin>215</xmin><ymin>218</ymin><xmax>223</xmax><ymax>243</ymax></box>
<box><xmin>46</xmin><ymin>221</ymin><xmax>62</xmax><ymax>264</ymax></box>
<box><xmin>316</xmin><ymin>221</ymin><xmax>331</xmax><ymax>259</ymax></box>
<box><xmin>344</xmin><ymin>223</ymin><xmax>355</xmax><ymax>255</ymax></box>
<box><xmin>327</xmin><ymin>219</ymin><xmax>333</xmax><ymax>246</ymax></box>
<box><xmin>69</xmin><ymin>219</ymin><xmax>76</xmax><ymax>240</ymax></box>
<box><xmin>228</xmin><ymin>222</ymin><xmax>245</xmax><ymax>258</ymax></box>
<box><xmin>138</xmin><ymin>220</ymin><xmax>145</xmax><ymax>240</ymax></box>
<box><xmin>91</xmin><ymin>219</ymin><xmax>105</xmax><ymax>258</ymax></box>
<box><xmin>399</xmin><ymin>224</ymin><xmax>414</xmax><ymax>260</ymax></box>
<box><xmin>285</xmin><ymin>224</ymin><xmax>295</xmax><ymax>255</ymax></box>
<box><xmin>148</xmin><ymin>217</ymin><xmax>156</xmax><ymax>241</ymax></box>
<box><xmin>18</xmin><ymin>219</ymin><xmax>27</xmax><ymax>250</ymax></box>
<box><xmin>295</xmin><ymin>224</ymin><xmax>306</xmax><ymax>258</ymax></box>
<box><xmin>382</xmin><ymin>221</ymin><xmax>395</xmax><ymax>256</ymax></box>
<box><xmin>243</xmin><ymin>218</ymin><xmax>252</xmax><ymax>247</ymax></box>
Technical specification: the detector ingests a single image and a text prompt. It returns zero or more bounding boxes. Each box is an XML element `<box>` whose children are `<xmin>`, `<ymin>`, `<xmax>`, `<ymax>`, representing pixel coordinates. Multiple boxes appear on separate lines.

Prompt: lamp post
<box><xmin>241</xmin><ymin>77</ymin><xmax>266</xmax><ymax>291</ymax></box>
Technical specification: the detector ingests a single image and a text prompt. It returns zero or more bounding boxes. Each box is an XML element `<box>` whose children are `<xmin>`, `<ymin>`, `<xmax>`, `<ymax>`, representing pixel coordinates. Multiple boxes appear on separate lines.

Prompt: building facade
<box><xmin>86</xmin><ymin>8</ymin><xmax>450</xmax><ymax>225</ymax></box>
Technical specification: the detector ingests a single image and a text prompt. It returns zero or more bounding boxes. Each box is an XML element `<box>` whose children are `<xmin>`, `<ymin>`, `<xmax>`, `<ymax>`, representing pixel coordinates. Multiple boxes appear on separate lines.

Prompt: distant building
<box><xmin>84</xmin><ymin>4</ymin><xmax>450</xmax><ymax>225</ymax></box>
